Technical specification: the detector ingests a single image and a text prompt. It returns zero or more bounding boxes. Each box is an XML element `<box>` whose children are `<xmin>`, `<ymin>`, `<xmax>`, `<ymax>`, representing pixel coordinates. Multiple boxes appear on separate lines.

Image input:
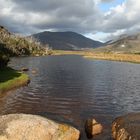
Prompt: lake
<box><xmin>0</xmin><ymin>55</ymin><xmax>140</xmax><ymax>140</ymax></box>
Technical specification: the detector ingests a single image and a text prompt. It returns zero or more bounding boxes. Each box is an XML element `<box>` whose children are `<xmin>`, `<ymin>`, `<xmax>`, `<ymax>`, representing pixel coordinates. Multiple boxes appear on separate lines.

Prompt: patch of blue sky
<box><xmin>99</xmin><ymin>0</ymin><xmax>124</xmax><ymax>12</ymax></box>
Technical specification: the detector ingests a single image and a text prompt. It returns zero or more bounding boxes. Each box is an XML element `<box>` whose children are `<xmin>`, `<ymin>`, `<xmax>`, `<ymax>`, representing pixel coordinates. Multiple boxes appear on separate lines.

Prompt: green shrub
<box><xmin>0</xmin><ymin>55</ymin><xmax>9</xmax><ymax>69</ymax></box>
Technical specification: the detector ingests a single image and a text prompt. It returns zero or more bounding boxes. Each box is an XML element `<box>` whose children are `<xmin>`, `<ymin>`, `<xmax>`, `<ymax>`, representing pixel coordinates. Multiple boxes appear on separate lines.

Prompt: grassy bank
<box><xmin>84</xmin><ymin>53</ymin><xmax>140</xmax><ymax>63</ymax></box>
<box><xmin>0</xmin><ymin>67</ymin><xmax>29</xmax><ymax>94</ymax></box>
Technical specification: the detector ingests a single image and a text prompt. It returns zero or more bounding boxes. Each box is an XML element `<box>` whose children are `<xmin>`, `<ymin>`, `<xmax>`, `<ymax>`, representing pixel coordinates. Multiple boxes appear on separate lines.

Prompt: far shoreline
<box><xmin>83</xmin><ymin>53</ymin><xmax>140</xmax><ymax>64</ymax></box>
<box><xmin>51</xmin><ymin>50</ymin><xmax>140</xmax><ymax>64</ymax></box>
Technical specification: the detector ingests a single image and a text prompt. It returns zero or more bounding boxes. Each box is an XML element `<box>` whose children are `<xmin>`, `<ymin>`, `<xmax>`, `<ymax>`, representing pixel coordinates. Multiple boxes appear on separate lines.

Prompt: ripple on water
<box><xmin>0</xmin><ymin>55</ymin><xmax>140</xmax><ymax>140</ymax></box>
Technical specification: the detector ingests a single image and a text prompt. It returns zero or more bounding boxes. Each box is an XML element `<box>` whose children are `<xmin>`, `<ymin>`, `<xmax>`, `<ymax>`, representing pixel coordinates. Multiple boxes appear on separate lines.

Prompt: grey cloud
<box><xmin>7</xmin><ymin>0</ymin><xmax>99</xmax><ymax>34</ymax></box>
<box><xmin>12</xmin><ymin>0</ymin><xmax>95</xmax><ymax>14</ymax></box>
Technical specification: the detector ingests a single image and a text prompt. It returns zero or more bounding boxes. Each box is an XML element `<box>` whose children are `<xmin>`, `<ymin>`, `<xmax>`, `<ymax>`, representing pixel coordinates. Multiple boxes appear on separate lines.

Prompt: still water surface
<box><xmin>0</xmin><ymin>55</ymin><xmax>140</xmax><ymax>140</ymax></box>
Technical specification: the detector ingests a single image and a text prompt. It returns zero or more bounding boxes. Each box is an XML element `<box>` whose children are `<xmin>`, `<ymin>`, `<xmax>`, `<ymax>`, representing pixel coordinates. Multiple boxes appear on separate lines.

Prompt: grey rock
<box><xmin>0</xmin><ymin>114</ymin><xmax>80</xmax><ymax>140</ymax></box>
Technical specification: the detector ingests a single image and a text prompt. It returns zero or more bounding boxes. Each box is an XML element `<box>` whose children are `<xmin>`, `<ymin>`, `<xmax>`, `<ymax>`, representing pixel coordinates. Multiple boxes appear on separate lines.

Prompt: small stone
<box><xmin>85</xmin><ymin>118</ymin><xmax>103</xmax><ymax>138</ymax></box>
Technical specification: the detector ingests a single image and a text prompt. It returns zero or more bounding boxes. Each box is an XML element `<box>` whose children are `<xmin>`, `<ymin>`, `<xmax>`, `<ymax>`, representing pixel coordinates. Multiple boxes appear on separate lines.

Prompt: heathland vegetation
<box><xmin>0</xmin><ymin>26</ymin><xmax>51</xmax><ymax>57</ymax></box>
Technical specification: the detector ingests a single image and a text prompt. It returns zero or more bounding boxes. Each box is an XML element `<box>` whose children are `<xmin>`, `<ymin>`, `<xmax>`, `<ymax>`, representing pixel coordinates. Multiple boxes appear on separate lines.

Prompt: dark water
<box><xmin>0</xmin><ymin>55</ymin><xmax>140</xmax><ymax>140</ymax></box>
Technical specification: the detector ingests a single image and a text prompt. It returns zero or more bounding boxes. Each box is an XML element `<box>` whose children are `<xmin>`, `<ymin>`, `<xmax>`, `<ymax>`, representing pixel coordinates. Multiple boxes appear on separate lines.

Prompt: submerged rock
<box><xmin>0</xmin><ymin>114</ymin><xmax>80</xmax><ymax>140</ymax></box>
<box><xmin>85</xmin><ymin>118</ymin><xmax>103</xmax><ymax>138</ymax></box>
<box><xmin>32</xmin><ymin>70</ymin><xmax>37</xmax><ymax>74</ymax></box>
<box><xmin>21</xmin><ymin>67</ymin><xmax>29</xmax><ymax>71</ymax></box>
<box><xmin>112</xmin><ymin>113</ymin><xmax>140</xmax><ymax>140</ymax></box>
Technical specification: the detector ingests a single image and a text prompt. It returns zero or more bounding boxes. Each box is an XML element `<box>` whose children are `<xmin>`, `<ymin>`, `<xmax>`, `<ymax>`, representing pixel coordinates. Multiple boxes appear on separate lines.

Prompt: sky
<box><xmin>0</xmin><ymin>0</ymin><xmax>140</xmax><ymax>42</ymax></box>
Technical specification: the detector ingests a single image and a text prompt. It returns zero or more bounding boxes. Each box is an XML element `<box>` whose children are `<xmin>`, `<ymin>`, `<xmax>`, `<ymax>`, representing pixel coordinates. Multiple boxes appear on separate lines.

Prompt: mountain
<box><xmin>32</xmin><ymin>31</ymin><xmax>103</xmax><ymax>50</ymax></box>
<box><xmin>94</xmin><ymin>33</ymin><xmax>140</xmax><ymax>54</ymax></box>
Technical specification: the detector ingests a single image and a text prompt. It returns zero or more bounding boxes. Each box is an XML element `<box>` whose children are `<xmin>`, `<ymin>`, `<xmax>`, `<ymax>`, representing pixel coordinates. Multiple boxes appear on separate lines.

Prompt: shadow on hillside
<box><xmin>0</xmin><ymin>67</ymin><xmax>21</xmax><ymax>83</ymax></box>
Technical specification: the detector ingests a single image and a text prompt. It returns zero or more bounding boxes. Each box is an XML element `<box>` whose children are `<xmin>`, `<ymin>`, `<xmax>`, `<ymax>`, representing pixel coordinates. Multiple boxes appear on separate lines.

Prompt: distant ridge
<box><xmin>32</xmin><ymin>31</ymin><xmax>103</xmax><ymax>50</ymax></box>
<box><xmin>95</xmin><ymin>33</ymin><xmax>140</xmax><ymax>54</ymax></box>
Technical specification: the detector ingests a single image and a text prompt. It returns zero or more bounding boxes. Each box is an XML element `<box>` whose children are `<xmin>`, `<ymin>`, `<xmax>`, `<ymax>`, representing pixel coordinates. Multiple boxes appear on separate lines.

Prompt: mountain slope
<box><xmin>32</xmin><ymin>31</ymin><xmax>103</xmax><ymax>50</ymax></box>
<box><xmin>95</xmin><ymin>33</ymin><xmax>140</xmax><ymax>54</ymax></box>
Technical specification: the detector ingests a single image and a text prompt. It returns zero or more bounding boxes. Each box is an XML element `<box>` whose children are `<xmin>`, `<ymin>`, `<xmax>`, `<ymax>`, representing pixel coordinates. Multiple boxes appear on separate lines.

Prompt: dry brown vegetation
<box><xmin>84</xmin><ymin>53</ymin><xmax>140</xmax><ymax>63</ymax></box>
<box><xmin>52</xmin><ymin>50</ymin><xmax>89</xmax><ymax>55</ymax></box>
<box><xmin>51</xmin><ymin>50</ymin><xmax>140</xmax><ymax>63</ymax></box>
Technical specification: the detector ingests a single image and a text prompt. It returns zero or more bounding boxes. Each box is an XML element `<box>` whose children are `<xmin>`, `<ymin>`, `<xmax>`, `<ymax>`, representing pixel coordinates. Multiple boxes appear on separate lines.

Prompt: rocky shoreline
<box><xmin>0</xmin><ymin>113</ymin><xmax>139</xmax><ymax>140</ymax></box>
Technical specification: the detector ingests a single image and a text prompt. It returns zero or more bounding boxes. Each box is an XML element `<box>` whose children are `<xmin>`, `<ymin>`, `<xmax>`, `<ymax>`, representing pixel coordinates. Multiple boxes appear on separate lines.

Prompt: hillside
<box><xmin>94</xmin><ymin>33</ymin><xmax>140</xmax><ymax>54</ymax></box>
<box><xmin>0</xmin><ymin>25</ymin><xmax>51</xmax><ymax>69</ymax></box>
<box><xmin>0</xmin><ymin>26</ymin><xmax>50</xmax><ymax>57</ymax></box>
<box><xmin>32</xmin><ymin>31</ymin><xmax>103</xmax><ymax>50</ymax></box>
